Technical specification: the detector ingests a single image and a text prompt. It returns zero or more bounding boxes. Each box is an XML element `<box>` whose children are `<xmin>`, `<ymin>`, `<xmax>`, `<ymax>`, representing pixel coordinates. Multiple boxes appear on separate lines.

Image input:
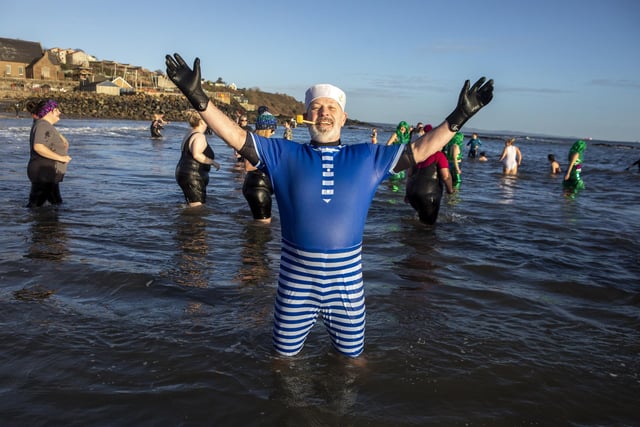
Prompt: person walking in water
<box><xmin>150</xmin><ymin>113</ymin><xmax>167</xmax><ymax>137</ymax></box>
<box><xmin>405</xmin><ymin>149</ymin><xmax>454</xmax><ymax>225</ymax></box>
<box><xmin>466</xmin><ymin>132</ymin><xmax>482</xmax><ymax>158</ymax></box>
<box><xmin>498</xmin><ymin>137</ymin><xmax>522</xmax><ymax>175</ymax></box>
<box><xmin>548</xmin><ymin>154</ymin><xmax>562</xmax><ymax>174</ymax></box>
<box><xmin>563</xmin><ymin>139</ymin><xmax>586</xmax><ymax>195</ymax></box>
<box><xmin>444</xmin><ymin>132</ymin><xmax>464</xmax><ymax>188</ymax></box>
<box><xmin>242</xmin><ymin>107</ymin><xmax>275</xmax><ymax>224</ymax></box>
<box><xmin>26</xmin><ymin>99</ymin><xmax>72</xmax><ymax>208</ymax></box>
<box><xmin>175</xmin><ymin>110</ymin><xmax>220</xmax><ymax>207</ymax></box>
<box><xmin>166</xmin><ymin>52</ymin><xmax>494</xmax><ymax>358</ymax></box>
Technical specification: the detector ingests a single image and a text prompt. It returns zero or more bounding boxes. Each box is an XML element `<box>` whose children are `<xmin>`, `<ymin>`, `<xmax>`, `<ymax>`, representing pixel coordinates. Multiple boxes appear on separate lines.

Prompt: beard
<box><xmin>307</xmin><ymin>121</ymin><xmax>341</xmax><ymax>143</ymax></box>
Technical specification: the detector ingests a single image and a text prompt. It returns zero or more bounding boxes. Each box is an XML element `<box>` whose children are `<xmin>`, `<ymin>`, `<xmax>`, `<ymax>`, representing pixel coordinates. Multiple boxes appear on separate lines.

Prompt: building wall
<box><xmin>1</xmin><ymin>61</ymin><xmax>26</xmax><ymax>79</ymax></box>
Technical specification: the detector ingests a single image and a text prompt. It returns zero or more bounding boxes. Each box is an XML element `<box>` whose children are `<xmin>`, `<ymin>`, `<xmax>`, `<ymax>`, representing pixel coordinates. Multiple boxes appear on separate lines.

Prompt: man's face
<box><xmin>306</xmin><ymin>98</ymin><xmax>347</xmax><ymax>143</ymax></box>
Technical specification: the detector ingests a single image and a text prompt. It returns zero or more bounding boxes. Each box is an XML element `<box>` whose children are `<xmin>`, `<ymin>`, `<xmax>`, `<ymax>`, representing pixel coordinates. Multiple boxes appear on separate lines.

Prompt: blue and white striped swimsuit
<box><xmin>252</xmin><ymin>135</ymin><xmax>403</xmax><ymax>357</ymax></box>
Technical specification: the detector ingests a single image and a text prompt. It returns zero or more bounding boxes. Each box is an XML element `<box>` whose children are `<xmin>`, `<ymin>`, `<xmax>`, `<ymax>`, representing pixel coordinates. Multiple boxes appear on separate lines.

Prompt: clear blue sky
<box><xmin>3</xmin><ymin>0</ymin><xmax>639</xmax><ymax>142</ymax></box>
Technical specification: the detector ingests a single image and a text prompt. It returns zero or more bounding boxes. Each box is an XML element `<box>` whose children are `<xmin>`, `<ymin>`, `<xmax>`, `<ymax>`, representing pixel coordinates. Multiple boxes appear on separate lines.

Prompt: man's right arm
<box><xmin>166</xmin><ymin>53</ymin><xmax>246</xmax><ymax>151</ymax></box>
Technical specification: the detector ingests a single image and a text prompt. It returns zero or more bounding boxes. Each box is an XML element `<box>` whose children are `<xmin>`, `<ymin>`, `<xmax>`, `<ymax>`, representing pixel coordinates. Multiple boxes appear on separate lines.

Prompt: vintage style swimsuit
<box><xmin>251</xmin><ymin>134</ymin><xmax>404</xmax><ymax>357</ymax></box>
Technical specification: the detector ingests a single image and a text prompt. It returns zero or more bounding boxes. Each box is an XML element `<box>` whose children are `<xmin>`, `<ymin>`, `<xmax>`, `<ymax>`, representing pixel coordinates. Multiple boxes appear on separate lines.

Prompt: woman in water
<box><xmin>444</xmin><ymin>132</ymin><xmax>464</xmax><ymax>188</ymax></box>
<box><xmin>26</xmin><ymin>99</ymin><xmax>72</xmax><ymax>208</ymax></box>
<box><xmin>150</xmin><ymin>113</ymin><xmax>167</xmax><ymax>137</ymax></box>
<box><xmin>242</xmin><ymin>107</ymin><xmax>275</xmax><ymax>223</ymax></box>
<box><xmin>405</xmin><ymin>149</ymin><xmax>454</xmax><ymax>225</ymax></box>
<box><xmin>548</xmin><ymin>154</ymin><xmax>562</xmax><ymax>174</ymax></box>
<box><xmin>175</xmin><ymin>111</ymin><xmax>219</xmax><ymax>207</ymax></box>
<box><xmin>563</xmin><ymin>140</ymin><xmax>586</xmax><ymax>195</ymax></box>
<box><xmin>498</xmin><ymin>137</ymin><xmax>522</xmax><ymax>175</ymax></box>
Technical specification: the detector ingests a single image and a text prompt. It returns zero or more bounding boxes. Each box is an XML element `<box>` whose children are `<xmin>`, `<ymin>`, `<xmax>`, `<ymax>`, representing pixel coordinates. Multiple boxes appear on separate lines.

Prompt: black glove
<box><xmin>446</xmin><ymin>77</ymin><xmax>494</xmax><ymax>132</ymax></box>
<box><xmin>165</xmin><ymin>53</ymin><xmax>209</xmax><ymax>111</ymax></box>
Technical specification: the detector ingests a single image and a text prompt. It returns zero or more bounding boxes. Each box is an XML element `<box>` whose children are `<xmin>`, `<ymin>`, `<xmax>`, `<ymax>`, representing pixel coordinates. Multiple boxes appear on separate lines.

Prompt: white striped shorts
<box><xmin>272</xmin><ymin>240</ymin><xmax>366</xmax><ymax>357</ymax></box>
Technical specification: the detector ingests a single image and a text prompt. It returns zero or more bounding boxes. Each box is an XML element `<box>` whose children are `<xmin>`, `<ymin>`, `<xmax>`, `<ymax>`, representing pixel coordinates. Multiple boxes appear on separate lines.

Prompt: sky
<box><xmin>3</xmin><ymin>0</ymin><xmax>640</xmax><ymax>142</ymax></box>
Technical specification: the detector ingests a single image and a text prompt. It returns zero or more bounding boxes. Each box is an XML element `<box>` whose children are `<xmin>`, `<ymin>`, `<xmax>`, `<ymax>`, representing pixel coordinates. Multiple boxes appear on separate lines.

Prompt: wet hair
<box><xmin>548</xmin><ymin>154</ymin><xmax>556</xmax><ymax>161</ymax></box>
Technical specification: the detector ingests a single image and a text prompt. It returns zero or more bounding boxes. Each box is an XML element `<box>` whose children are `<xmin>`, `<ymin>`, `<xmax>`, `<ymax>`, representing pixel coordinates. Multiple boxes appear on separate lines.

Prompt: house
<box><xmin>212</xmin><ymin>91</ymin><xmax>231</xmax><ymax>104</ymax></box>
<box><xmin>0</xmin><ymin>37</ymin><xmax>64</xmax><ymax>81</ymax></box>
<box><xmin>77</xmin><ymin>79</ymin><xmax>121</xmax><ymax>96</ymax></box>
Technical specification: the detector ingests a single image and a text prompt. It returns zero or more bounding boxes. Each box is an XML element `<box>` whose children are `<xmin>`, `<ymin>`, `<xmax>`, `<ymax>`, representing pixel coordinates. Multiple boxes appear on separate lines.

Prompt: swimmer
<box><xmin>175</xmin><ymin>111</ymin><xmax>219</xmax><ymax>207</ymax></box>
<box><xmin>26</xmin><ymin>99</ymin><xmax>72</xmax><ymax>208</ymax></box>
<box><xmin>150</xmin><ymin>113</ymin><xmax>167</xmax><ymax>137</ymax></box>
<box><xmin>478</xmin><ymin>151</ymin><xmax>488</xmax><ymax>161</ymax></box>
<box><xmin>563</xmin><ymin>140</ymin><xmax>586</xmax><ymax>194</ymax></box>
<box><xmin>166</xmin><ymin>52</ymin><xmax>494</xmax><ymax>358</ymax></box>
<box><xmin>243</xmin><ymin>107</ymin><xmax>275</xmax><ymax>223</ymax></box>
<box><xmin>466</xmin><ymin>132</ymin><xmax>482</xmax><ymax>158</ymax></box>
<box><xmin>498</xmin><ymin>137</ymin><xmax>522</xmax><ymax>175</ymax></box>
<box><xmin>444</xmin><ymin>132</ymin><xmax>464</xmax><ymax>188</ymax></box>
<box><xmin>405</xmin><ymin>150</ymin><xmax>454</xmax><ymax>225</ymax></box>
<box><xmin>548</xmin><ymin>154</ymin><xmax>562</xmax><ymax>174</ymax></box>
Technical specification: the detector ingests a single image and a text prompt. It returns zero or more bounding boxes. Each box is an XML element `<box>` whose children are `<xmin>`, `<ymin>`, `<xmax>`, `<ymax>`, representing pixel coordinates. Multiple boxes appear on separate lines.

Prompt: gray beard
<box><xmin>308</xmin><ymin>125</ymin><xmax>341</xmax><ymax>143</ymax></box>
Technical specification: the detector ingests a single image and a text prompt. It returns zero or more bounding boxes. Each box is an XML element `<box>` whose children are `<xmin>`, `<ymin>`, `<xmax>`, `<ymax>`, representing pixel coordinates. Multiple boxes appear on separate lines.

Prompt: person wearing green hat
<box><xmin>563</xmin><ymin>139</ymin><xmax>586</xmax><ymax>194</ymax></box>
<box><xmin>444</xmin><ymin>132</ymin><xmax>464</xmax><ymax>188</ymax></box>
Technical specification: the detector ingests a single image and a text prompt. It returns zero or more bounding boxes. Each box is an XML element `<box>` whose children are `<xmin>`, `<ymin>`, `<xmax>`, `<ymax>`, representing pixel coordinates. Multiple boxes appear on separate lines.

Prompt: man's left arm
<box><xmin>411</xmin><ymin>77</ymin><xmax>494</xmax><ymax>165</ymax></box>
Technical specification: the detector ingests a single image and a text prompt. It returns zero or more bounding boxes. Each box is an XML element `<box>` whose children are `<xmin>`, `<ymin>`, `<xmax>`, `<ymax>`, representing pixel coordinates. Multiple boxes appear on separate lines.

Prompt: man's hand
<box><xmin>165</xmin><ymin>53</ymin><xmax>209</xmax><ymax>111</ymax></box>
<box><xmin>446</xmin><ymin>77</ymin><xmax>494</xmax><ymax>132</ymax></box>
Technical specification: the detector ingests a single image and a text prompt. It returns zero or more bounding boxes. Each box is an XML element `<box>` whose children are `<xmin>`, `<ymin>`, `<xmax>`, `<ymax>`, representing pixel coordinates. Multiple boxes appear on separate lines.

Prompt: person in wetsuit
<box><xmin>466</xmin><ymin>132</ymin><xmax>482</xmax><ymax>158</ymax></box>
<box><xmin>26</xmin><ymin>99</ymin><xmax>72</xmax><ymax>208</ymax></box>
<box><xmin>405</xmin><ymin>150</ymin><xmax>454</xmax><ymax>225</ymax></box>
<box><xmin>166</xmin><ymin>53</ymin><xmax>494</xmax><ymax>358</ymax></box>
<box><xmin>150</xmin><ymin>113</ymin><xmax>167</xmax><ymax>137</ymax></box>
<box><xmin>175</xmin><ymin>111</ymin><xmax>219</xmax><ymax>207</ymax></box>
<box><xmin>242</xmin><ymin>107</ymin><xmax>275</xmax><ymax>223</ymax></box>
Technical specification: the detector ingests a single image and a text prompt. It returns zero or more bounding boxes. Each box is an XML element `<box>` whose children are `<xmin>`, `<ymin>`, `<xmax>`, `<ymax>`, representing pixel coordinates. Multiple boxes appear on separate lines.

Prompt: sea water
<box><xmin>0</xmin><ymin>118</ymin><xmax>639</xmax><ymax>426</ymax></box>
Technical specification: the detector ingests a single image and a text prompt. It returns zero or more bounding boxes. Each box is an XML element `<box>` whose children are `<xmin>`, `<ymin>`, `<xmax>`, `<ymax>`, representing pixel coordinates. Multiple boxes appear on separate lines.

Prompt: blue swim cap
<box><xmin>256</xmin><ymin>109</ymin><xmax>277</xmax><ymax>130</ymax></box>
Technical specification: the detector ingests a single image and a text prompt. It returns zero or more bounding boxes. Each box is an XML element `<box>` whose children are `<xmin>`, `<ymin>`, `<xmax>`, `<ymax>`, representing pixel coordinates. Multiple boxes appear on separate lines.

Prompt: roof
<box><xmin>0</xmin><ymin>37</ymin><xmax>43</xmax><ymax>63</ymax></box>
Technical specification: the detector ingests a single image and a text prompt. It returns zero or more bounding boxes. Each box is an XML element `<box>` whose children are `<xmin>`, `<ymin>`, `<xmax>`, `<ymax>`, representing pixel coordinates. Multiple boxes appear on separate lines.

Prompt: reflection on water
<box><xmin>172</xmin><ymin>208</ymin><xmax>210</xmax><ymax>289</ymax></box>
<box><xmin>235</xmin><ymin>222</ymin><xmax>275</xmax><ymax>287</ymax></box>
<box><xmin>25</xmin><ymin>207</ymin><xmax>68</xmax><ymax>261</ymax></box>
<box><xmin>498</xmin><ymin>174</ymin><xmax>517</xmax><ymax>204</ymax></box>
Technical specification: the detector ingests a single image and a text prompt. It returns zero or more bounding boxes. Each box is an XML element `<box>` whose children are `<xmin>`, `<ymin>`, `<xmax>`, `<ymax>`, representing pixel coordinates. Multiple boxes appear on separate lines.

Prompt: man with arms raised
<box><xmin>166</xmin><ymin>53</ymin><xmax>493</xmax><ymax>358</ymax></box>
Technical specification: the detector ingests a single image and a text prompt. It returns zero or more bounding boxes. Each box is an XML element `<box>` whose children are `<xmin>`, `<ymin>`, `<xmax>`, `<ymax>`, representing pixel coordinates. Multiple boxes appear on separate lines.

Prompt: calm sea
<box><xmin>0</xmin><ymin>117</ymin><xmax>639</xmax><ymax>426</ymax></box>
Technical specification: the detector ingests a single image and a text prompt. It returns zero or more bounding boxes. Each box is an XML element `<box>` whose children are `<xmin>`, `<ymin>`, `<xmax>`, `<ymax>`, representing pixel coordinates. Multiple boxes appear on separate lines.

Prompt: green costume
<box><xmin>563</xmin><ymin>139</ymin><xmax>586</xmax><ymax>192</ymax></box>
<box><xmin>389</xmin><ymin>121</ymin><xmax>411</xmax><ymax>185</ymax></box>
<box><xmin>444</xmin><ymin>132</ymin><xmax>464</xmax><ymax>188</ymax></box>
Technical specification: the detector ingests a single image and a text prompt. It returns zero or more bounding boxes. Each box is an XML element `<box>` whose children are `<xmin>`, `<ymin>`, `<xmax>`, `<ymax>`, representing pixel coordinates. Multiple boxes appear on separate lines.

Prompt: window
<box><xmin>18</xmin><ymin>66</ymin><xmax>24</xmax><ymax>76</ymax></box>
<box><xmin>42</xmin><ymin>67</ymin><xmax>50</xmax><ymax>79</ymax></box>
<box><xmin>4</xmin><ymin>65</ymin><xmax>10</xmax><ymax>76</ymax></box>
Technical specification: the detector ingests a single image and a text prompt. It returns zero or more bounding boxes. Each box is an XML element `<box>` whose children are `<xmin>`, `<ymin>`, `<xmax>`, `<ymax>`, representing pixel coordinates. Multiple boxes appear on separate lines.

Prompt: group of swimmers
<box><xmin>24</xmin><ymin>57</ymin><xmax>586</xmax><ymax>361</ymax></box>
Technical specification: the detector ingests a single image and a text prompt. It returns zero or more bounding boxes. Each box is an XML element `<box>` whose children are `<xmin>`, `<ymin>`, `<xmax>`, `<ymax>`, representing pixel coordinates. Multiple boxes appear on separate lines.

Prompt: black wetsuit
<box><xmin>405</xmin><ymin>158</ymin><xmax>445</xmax><ymax>225</ymax></box>
<box><xmin>242</xmin><ymin>169</ymin><xmax>273</xmax><ymax>220</ymax></box>
<box><xmin>150</xmin><ymin>120</ymin><xmax>163</xmax><ymax>138</ymax></box>
<box><xmin>175</xmin><ymin>132</ymin><xmax>215</xmax><ymax>204</ymax></box>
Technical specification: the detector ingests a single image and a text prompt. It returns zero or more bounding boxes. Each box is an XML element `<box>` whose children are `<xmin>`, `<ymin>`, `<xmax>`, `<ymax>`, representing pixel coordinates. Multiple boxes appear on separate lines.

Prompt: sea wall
<box><xmin>0</xmin><ymin>91</ymin><xmax>235</xmax><ymax>122</ymax></box>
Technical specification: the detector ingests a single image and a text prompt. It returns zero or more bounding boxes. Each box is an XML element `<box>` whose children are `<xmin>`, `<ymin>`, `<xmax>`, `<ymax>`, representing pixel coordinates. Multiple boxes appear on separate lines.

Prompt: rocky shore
<box><xmin>0</xmin><ymin>89</ymin><xmax>372</xmax><ymax>128</ymax></box>
<box><xmin>0</xmin><ymin>91</ymin><xmax>234</xmax><ymax>122</ymax></box>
